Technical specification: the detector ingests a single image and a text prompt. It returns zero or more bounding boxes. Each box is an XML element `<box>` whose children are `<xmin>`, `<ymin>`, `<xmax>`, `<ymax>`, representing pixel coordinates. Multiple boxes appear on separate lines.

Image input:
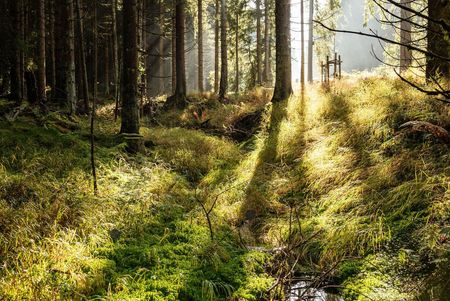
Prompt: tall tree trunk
<box><xmin>218</xmin><ymin>0</ymin><xmax>228</xmax><ymax>100</ymax></box>
<box><xmin>159</xmin><ymin>0</ymin><xmax>165</xmax><ymax>94</ymax></box>
<box><xmin>112</xmin><ymin>0</ymin><xmax>120</xmax><ymax>120</ymax></box>
<box><xmin>67</xmin><ymin>0</ymin><xmax>77</xmax><ymax>114</ymax></box>
<box><xmin>235</xmin><ymin>12</ymin><xmax>239</xmax><ymax>94</ymax></box>
<box><xmin>75</xmin><ymin>0</ymin><xmax>89</xmax><ymax>113</ymax></box>
<box><xmin>198</xmin><ymin>0</ymin><xmax>204</xmax><ymax>93</ymax></box>
<box><xmin>48</xmin><ymin>0</ymin><xmax>56</xmax><ymax>101</ymax></box>
<box><xmin>256</xmin><ymin>0</ymin><xmax>262</xmax><ymax>86</ymax></box>
<box><xmin>171</xmin><ymin>7</ymin><xmax>176</xmax><ymax>94</ymax></box>
<box><xmin>399</xmin><ymin>0</ymin><xmax>412</xmax><ymax>73</ymax></box>
<box><xmin>55</xmin><ymin>0</ymin><xmax>66</xmax><ymax>104</ymax></box>
<box><xmin>167</xmin><ymin>0</ymin><xmax>187</xmax><ymax>108</ymax></box>
<box><xmin>121</xmin><ymin>0</ymin><xmax>140</xmax><ymax>136</ymax></box>
<box><xmin>93</xmin><ymin>2</ymin><xmax>98</xmax><ymax>99</ymax></box>
<box><xmin>214</xmin><ymin>0</ymin><xmax>219</xmax><ymax>93</ymax></box>
<box><xmin>307</xmin><ymin>0</ymin><xmax>313</xmax><ymax>82</ymax></box>
<box><xmin>20</xmin><ymin>0</ymin><xmax>26</xmax><ymax>99</ymax></box>
<box><xmin>105</xmin><ymin>38</ymin><xmax>110</xmax><ymax>97</ymax></box>
<box><xmin>139</xmin><ymin>0</ymin><xmax>147</xmax><ymax>115</ymax></box>
<box><xmin>37</xmin><ymin>0</ymin><xmax>46</xmax><ymax>104</ymax></box>
<box><xmin>272</xmin><ymin>0</ymin><xmax>292</xmax><ymax>102</ymax></box>
<box><xmin>263</xmin><ymin>0</ymin><xmax>271</xmax><ymax>85</ymax></box>
<box><xmin>300</xmin><ymin>0</ymin><xmax>305</xmax><ymax>92</ymax></box>
<box><xmin>9</xmin><ymin>0</ymin><xmax>22</xmax><ymax>102</ymax></box>
<box><xmin>426</xmin><ymin>0</ymin><xmax>449</xmax><ymax>79</ymax></box>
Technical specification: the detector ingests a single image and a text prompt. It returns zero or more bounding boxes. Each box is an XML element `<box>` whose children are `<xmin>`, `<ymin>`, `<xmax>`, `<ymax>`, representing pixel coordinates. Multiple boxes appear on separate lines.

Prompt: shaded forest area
<box><xmin>0</xmin><ymin>0</ymin><xmax>449</xmax><ymax>300</ymax></box>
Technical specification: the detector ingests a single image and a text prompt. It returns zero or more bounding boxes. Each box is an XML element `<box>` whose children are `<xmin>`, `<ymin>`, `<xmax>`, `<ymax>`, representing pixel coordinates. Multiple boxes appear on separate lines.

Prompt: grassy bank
<box><xmin>0</xmin><ymin>76</ymin><xmax>449</xmax><ymax>300</ymax></box>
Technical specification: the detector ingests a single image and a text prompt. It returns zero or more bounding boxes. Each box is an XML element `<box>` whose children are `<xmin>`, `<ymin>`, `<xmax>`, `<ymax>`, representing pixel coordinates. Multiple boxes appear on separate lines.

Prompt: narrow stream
<box><xmin>288</xmin><ymin>281</ymin><xmax>343</xmax><ymax>301</ymax></box>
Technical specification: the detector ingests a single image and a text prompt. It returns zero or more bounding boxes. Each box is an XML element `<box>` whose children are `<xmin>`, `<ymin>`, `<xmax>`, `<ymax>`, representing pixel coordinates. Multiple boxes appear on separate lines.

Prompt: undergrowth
<box><xmin>0</xmin><ymin>77</ymin><xmax>449</xmax><ymax>300</ymax></box>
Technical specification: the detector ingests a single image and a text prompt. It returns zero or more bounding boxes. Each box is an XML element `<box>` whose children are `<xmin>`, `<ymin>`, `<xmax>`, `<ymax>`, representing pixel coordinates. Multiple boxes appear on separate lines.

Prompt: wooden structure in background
<box><xmin>321</xmin><ymin>53</ymin><xmax>342</xmax><ymax>83</ymax></box>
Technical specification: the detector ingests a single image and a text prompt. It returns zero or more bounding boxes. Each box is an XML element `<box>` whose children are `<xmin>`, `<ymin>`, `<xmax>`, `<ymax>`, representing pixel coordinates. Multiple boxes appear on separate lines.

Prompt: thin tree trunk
<box><xmin>399</xmin><ymin>0</ymin><xmax>412</xmax><ymax>73</ymax></box>
<box><xmin>218</xmin><ymin>0</ymin><xmax>228</xmax><ymax>100</ymax></box>
<box><xmin>121</xmin><ymin>0</ymin><xmax>141</xmax><ymax>136</ymax></box>
<box><xmin>256</xmin><ymin>0</ymin><xmax>262</xmax><ymax>86</ymax></box>
<box><xmin>67</xmin><ymin>0</ymin><xmax>77</xmax><ymax>114</ymax></box>
<box><xmin>20</xmin><ymin>0</ymin><xmax>26</xmax><ymax>99</ymax></box>
<box><xmin>167</xmin><ymin>0</ymin><xmax>187</xmax><ymax>108</ymax></box>
<box><xmin>37</xmin><ymin>0</ymin><xmax>46</xmax><ymax>104</ymax></box>
<box><xmin>9</xmin><ymin>0</ymin><xmax>22</xmax><ymax>102</ymax></box>
<box><xmin>105</xmin><ymin>37</ymin><xmax>110</xmax><ymax>97</ymax></box>
<box><xmin>235</xmin><ymin>12</ymin><xmax>239</xmax><ymax>94</ymax></box>
<box><xmin>93</xmin><ymin>2</ymin><xmax>98</xmax><ymax>99</ymax></box>
<box><xmin>263</xmin><ymin>0</ymin><xmax>271</xmax><ymax>85</ymax></box>
<box><xmin>198</xmin><ymin>0</ymin><xmax>204</xmax><ymax>93</ymax></box>
<box><xmin>307</xmin><ymin>0</ymin><xmax>313</xmax><ymax>82</ymax></box>
<box><xmin>140</xmin><ymin>0</ymin><xmax>147</xmax><ymax>116</ymax></box>
<box><xmin>48</xmin><ymin>0</ymin><xmax>56</xmax><ymax>101</ymax></box>
<box><xmin>75</xmin><ymin>0</ymin><xmax>89</xmax><ymax>113</ymax></box>
<box><xmin>300</xmin><ymin>0</ymin><xmax>305</xmax><ymax>92</ymax></box>
<box><xmin>272</xmin><ymin>0</ymin><xmax>292</xmax><ymax>102</ymax></box>
<box><xmin>90</xmin><ymin>85</ymin><xmax>98</xmax><ymax>194</ymax></box>
<box><xmin>214</xmin><ymin>0</ymin><xmax>219</xmax><ymax>93</ymax></box>
<box><xmin>171</xmin><ymin>6</ymin><xmax>176</xmax><ymax>94</ymax></box>
<box><xmin>112</xmin><ymin>0</ymin><xmax>120</xmax><ymax>120</ymax></box>
<box><xmin>55</xmin><ymin>0</ymin><xmax>66</xmax><ymax>103</ymax></box>
<box><xmin>159</xmin><ymin>0</ymin><xmax>164</xmax><ymax>94</ymax></box>
<box><xmin>89</xmin><ymin>0</ymin><xmax>98</xmax><ymax>193</ymax></box>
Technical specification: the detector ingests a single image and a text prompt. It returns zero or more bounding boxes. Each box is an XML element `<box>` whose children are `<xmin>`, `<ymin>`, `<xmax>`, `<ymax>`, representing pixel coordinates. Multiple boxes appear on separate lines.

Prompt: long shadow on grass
<box><xmin>238</xmin><ymin>93</ymin><xmax>307</xmax><ymax>242</ymax></box>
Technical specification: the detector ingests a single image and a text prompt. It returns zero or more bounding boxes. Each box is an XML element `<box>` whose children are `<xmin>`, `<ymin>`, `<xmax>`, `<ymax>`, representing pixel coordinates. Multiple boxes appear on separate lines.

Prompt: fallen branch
<box><xmin>397</xmin><ymin>121</ymin><xmax>450</xmax><ymax>144</ymax></box>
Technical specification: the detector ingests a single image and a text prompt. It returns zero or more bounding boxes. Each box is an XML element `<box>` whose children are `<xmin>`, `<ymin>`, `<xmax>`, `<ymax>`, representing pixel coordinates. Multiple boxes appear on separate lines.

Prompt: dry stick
<box><xmin>90</xmin><ymin>95</ymin><xmax>98</xmax><ymax>195</ymax></box>
<box><xmin>194</xmin><ymin>183</ymin><xmax>244</xmax><ymax>241</ymax></box>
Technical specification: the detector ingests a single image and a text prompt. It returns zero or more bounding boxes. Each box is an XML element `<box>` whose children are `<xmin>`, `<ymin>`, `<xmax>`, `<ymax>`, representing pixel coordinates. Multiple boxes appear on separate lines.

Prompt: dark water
<box><xmin>288</xmin><ymin>282</ymin><xmax>343</xmax><ymax>301</ymax></box>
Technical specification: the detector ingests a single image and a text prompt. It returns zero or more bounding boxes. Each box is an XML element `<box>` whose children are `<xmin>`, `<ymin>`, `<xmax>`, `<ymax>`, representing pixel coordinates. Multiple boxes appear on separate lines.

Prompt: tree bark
<box><xmin>307</xmin><ymin>0</ymin><xmax>314</xmax><ymax>82</ymax></box>
<box><xmin>399</xmin><ymin>0</ymin><xmax>412</xmax><ymax>73</ymax></box>
<box><xmin>218</xmin><ymin>0</ymin><xmax>228</xmax><ymax>100</ymax></box>
<box><xmin>300</xmin><ymin>0</ymin><xmax>305</xmax><ymax>92</ymax></box>
<box><xmin>75</xmin><ymin>0</ymin><xmax>89</xmax><ymax>113</ymax></box>
<box><xmin>37</xmin><ymin>0</ymin><xmax>46</xmax><ymax>104</ymax></box>
<box><xmin>214</xmin><ymin>0</ymin><xmax>220</xmax><ymax>93</ymax></box>
<box><xmin>256</xmin><ymin>0</ymin><xmax>262</xmax><ymax>86</ymax></box>
<box><xmin>105</xmin><ymin>37</ymin><xmax>110</xmax><ymax>97</ymax></box>
<box><xmin>112</xmin><ymin>0</ymin><xmax>120</xmax><ymax>120</ymax></box>
<box><xmin>93</xmin><ymin>2</ymin><xmax>98</xmax><ymax>99</ymax></box>
<box><xmin>198</xmin><ymin>0</ymin><xmax>204</xmax><ymax>93</ymax></box>
<box><xmin>167</xmin><ymin>0</ymin><xmax>187</xmax><ymax>108</ymax></box>
<box><xmin>426</xmin><ymin>0</ymin><xmax>449</xmax><ymax>79</ymax></box>
<box><xmin>235</xmin><ymin>12</ymin><xmax>239</xmax><ymax>94</ymax></box>
<box><xmin>272</xmin><ymin>0</ymin><xmax>292</xmax><ymax>102</ymax></box>
<box><xmin>159</xmin><ymin>0</ymin><xmax>165</xmax><ymax>94</ymax></box>
<box><xmin>48</xmin><ymin>0</ymin><xmax>56</xmax><ymax>101</ymax></box>
<box><xmin>9</xmin><ymin>0</ymin><xmax>22</xmax><ymax>102</ymax></box>
<box><xmin>121</xmin><ymin>0</ymin><xmax>141</xmax><ymax>135</ymax></box>
<box><xmin>66</xmin><ymin>0</ymin><xmax>77</xmax><ymax>114</ymax></box>
<box><xmin>263</xmin><ymin>0</ymin><xmax>271</xmax><ymax>85</ymax></box>
<box><xmin>171</xmin><ymin>5</ymin><xmax>176</xmax><ymax>94</ymax></box>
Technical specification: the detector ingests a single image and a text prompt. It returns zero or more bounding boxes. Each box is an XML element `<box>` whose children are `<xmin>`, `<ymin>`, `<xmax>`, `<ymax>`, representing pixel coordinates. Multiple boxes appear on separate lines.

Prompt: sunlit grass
<box><xmin>1</xmin><ymin>76</ymin><xmax>449</xmax><ymax>300</ymax></box>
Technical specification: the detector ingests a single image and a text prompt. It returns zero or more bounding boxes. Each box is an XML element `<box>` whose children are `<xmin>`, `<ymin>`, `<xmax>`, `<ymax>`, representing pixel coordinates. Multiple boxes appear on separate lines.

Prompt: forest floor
<box><xmin>0</xmin><ymin>76</ymin><xmax>449</xmax><ymax>300</ymax></box>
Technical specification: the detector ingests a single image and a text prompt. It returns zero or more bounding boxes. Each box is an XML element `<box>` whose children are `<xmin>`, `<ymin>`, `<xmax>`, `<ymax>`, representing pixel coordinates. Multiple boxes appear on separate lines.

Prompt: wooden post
<box><xmin>321</xmin><ymin>61</ymin><xmax>323</xmax><ymax>83</ymax></box>
<box><xmin>338</xmin><ymin>55</ymin><xmax>342</xmax><ymax>79</ymax></box>
<box><xmin>326</xmin><ymin>56</ymin><xmax>330</xmax><ymax>83</ymax></box>
<box><xmin>334</xmin><ymin>53</ymin><xmax>337</xmax><ymax>79</ymax></box>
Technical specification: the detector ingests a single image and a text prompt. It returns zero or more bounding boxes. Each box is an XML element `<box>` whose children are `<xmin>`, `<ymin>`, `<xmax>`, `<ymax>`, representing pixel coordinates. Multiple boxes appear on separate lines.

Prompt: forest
<box><xmin>0</xmin><ymin>0</ymin><xmax>449</xmax><ymax>300</ymax></box>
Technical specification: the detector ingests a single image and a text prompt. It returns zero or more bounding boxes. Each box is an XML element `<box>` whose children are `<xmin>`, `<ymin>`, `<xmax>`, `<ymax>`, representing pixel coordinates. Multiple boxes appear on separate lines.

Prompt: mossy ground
<box><xmin>0</xmin><ymin>76</ymin><xmax>449</xmax><ymax>300</ymax></box>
